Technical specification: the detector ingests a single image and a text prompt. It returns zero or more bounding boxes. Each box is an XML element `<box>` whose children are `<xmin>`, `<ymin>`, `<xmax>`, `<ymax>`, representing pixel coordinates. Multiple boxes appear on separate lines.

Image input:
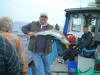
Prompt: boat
<box><xmin>18</xmin><ymin>7</ymin><xmax>100</xmax><ymax>75</ymax></box>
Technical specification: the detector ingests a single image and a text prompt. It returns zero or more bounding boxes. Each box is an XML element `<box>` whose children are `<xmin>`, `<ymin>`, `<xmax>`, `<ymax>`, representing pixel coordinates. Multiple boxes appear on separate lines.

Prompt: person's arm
<box><xmin>22</xmin><ymin>23</ymin><xmax>35</xmax><ymax>36</ymax></box>
<box><xmin>78</xmin><ymin>33</ymin><xmax>92</xmax><ymax>48</ymax></box>
<box><xmin>22</xmin><ymin>23</ymin><xmax>31</xmax><ymax>34</ymax></box>
<box><xmin>15</xmin><ymin>37</ymin><xmax>29</xmax><ymax>75</ymax></box>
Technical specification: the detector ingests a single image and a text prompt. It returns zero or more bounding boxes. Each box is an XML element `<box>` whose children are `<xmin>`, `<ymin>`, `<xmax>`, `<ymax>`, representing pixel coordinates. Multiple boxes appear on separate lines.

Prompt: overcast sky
<box><xmin>0</xmin><ymin>0</ymin><xmax>95</xmax><ymax>27</ymax></box>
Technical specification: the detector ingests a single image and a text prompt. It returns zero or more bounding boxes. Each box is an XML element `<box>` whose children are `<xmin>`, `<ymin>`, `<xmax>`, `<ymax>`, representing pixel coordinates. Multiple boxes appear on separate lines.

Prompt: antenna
<box><xmin>80</xmin><ymin>0</ymin><xmax>81</xmax><ymax>8</ymax></box>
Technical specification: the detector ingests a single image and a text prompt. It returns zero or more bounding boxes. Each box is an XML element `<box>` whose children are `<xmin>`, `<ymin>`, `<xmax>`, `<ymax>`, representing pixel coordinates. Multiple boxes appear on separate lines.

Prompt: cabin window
<box><xmin>86</xmin><ymin>16</ymin><xmax>96</xmax><ymax>26</ymax></box>
<box><xmin>88</xmin><ymin>17</ymin><xmax>97</xmax><ymax>32</ymax></box>
<box><xmin>72</xmin><ymin>18</ymin><xmax>81</xmax><ymax>32</ymax></box>
<box><xmin>91</xmin><ymin>18</ymin><xmax>96</xmax><ymax>26</ymax></box>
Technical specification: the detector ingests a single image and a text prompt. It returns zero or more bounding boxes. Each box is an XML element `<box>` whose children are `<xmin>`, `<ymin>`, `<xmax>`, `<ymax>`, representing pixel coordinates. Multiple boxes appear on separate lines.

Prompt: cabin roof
<box><xmin>65</xmin><ymin>7</ymin><xmax>100</xmax><ymax>13</ymax></box>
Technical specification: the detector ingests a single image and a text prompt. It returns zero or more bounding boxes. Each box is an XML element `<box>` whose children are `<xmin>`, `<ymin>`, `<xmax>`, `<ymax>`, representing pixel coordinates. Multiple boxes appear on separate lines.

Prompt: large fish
<box><xmin>34</xmin><ymin>29</ymin><xmax>69</xmax><ymax>44</ymax></box>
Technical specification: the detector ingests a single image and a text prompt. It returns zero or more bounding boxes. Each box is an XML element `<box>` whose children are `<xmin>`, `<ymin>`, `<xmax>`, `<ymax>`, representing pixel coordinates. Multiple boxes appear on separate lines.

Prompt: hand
<box><xmin>28</xmin><ymin>32</ymin><xmax>35</xmax><ymax>36</ymax></box>
<box><xmin>73</xmin><ymin>46</ymin><xmax>76</xmax><ymax>49</ymax></box>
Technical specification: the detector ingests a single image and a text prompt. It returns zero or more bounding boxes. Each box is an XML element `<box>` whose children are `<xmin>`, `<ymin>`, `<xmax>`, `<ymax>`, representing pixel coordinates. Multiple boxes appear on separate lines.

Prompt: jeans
<box><xmin>31</xmin><ymin>52</ymin><xmax>51</xmax><ymax>75</ymax></box>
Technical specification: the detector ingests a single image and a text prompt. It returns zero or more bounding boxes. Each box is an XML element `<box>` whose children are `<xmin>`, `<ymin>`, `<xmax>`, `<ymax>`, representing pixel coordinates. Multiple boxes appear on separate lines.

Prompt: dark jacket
<box><xmin>77</xmin><ymin>32</ymin><xmax>93</xmax><ymax>49</ymax></box>
<box><xmin>22</xmin><ymin>21</ymin><xmax>53</xmax><ymax>54</ymax></box>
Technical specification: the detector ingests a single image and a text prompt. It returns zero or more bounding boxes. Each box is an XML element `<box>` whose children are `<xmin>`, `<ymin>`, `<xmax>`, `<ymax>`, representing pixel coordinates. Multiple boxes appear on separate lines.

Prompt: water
<box><xmin>12</xmin><ymin>21</ymin><xmax>28</xmax><ymax>34</ymax></box>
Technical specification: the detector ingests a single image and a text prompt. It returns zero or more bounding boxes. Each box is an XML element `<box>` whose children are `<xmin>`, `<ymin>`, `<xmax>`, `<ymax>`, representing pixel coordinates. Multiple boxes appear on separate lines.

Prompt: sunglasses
<box><xmin>40</xmin><ymin>16</ymin><xmax>47</xmax><ymax>18</ymax></box>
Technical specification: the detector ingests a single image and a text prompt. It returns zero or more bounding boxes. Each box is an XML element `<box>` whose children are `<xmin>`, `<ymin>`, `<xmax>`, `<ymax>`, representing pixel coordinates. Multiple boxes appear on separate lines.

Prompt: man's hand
<box><xmin>28</xmin><ymin>32</ymin><xmax>35</xmax><ymax>36</ymax></box>
<box><xmin>73</xmin><ymin>46</ymin><xmax>76</xmax><ymax>49</ymax></box>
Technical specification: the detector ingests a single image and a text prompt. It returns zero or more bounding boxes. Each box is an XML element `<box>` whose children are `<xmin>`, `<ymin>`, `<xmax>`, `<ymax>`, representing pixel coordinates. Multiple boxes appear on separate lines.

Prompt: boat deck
<box><xmin>51</xmin><ymin>57</ymin><xmax>68</xmax><ymax>75</ymax></box>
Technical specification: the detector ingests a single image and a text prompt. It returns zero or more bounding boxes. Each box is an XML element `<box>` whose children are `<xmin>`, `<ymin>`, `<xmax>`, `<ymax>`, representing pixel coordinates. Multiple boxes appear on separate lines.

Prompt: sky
<box><xmin>0</xmin><ymin>0</ymin><xmax>95</xmax><ymax>28</ymax></box>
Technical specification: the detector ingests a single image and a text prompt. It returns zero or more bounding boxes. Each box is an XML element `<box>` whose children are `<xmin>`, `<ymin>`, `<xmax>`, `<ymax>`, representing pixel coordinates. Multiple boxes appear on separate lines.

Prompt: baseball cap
<box><xmin>40</xmin><ymin>12</ymin><xmax>48</xmax><ymax>18</ymax></box>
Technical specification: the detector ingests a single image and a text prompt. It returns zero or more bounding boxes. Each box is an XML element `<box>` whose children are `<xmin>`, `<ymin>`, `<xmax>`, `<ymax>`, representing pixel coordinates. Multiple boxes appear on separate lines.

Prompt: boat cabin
<box><xmin>64</xmin><ymin>7</ymin><xmax>100</xmax><ymax>42</ymax></box>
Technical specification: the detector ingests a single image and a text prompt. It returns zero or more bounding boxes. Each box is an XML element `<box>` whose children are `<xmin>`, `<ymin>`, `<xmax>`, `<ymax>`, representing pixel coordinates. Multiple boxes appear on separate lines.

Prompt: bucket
<box><xmin>68</xmin><ymin>61</ymin><xmax>77</xmax><ymax>75</ymax></box>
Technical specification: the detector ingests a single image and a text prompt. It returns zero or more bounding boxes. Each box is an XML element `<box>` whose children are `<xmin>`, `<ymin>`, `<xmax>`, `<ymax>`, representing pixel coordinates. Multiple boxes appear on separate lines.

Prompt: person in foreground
<box><xmin>22</xmin><ymin>13</ymin><xmax>53</xmax><ymax>75</ymax></box>
<box><xmin>58</xmin><ymin>26</ymin><xmax>93</xmax><ymax>64</ymax></box>
<box><xmin>0</xmin><ymin>17</ymin><xmax>29</xmax><ymax>75</ymax></box>
<box><xmin>0</xmin><ymin>35</ymin><xmax>20</xmax><ymax>75</ymax></box>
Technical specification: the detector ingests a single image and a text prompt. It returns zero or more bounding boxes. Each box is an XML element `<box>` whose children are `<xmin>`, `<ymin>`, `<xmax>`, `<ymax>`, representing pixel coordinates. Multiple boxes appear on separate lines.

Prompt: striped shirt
<box><xmin>0</xmin><ymin>32</ymin><xmax>29</xmax><ymax>74</ymax></box>
<box><xmin>0</xmin><ymin>35</ymin><xmax>20</xmax><ymax>75</ymax></box>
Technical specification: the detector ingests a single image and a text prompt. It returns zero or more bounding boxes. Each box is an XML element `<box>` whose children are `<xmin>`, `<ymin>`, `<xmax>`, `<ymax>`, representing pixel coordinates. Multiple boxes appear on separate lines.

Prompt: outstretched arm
<box><xmin>22</xmin><ymin>23</ymin><xmax>31</xmax><ymax>34</ymax></box>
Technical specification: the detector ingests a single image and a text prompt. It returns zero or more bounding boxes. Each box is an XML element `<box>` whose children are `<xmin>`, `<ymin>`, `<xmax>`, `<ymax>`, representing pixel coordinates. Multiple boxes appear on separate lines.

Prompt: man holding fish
<box><xmin>22</xmin><ymin>12</ymin><xmax>53</xmax><ymax>75</ymax></box>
